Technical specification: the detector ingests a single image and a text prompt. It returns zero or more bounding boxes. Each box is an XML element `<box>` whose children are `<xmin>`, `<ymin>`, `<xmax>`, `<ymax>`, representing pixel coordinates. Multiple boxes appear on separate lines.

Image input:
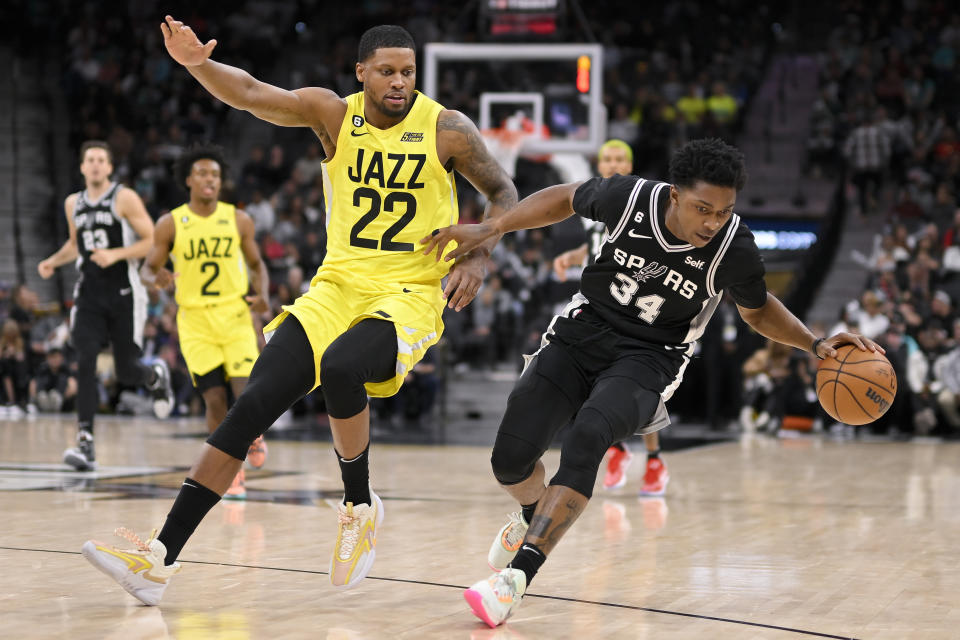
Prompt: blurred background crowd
<box><xmin>3</xmin><ymin>0</ymin><xmax>960</xmax><ymax>439</ymax></box>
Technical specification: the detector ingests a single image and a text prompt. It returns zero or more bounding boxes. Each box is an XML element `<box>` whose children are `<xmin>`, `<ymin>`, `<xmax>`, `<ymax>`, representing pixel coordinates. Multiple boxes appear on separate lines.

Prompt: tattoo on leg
<box><xmin>528</xmin><ymin>515</ymin><xmax>552</xmax><ymax>539</ymax></box>
<box><xmin>527</xmin><ymin>498</ymin><xmax>586</xmax><ymax>549</ymax></box>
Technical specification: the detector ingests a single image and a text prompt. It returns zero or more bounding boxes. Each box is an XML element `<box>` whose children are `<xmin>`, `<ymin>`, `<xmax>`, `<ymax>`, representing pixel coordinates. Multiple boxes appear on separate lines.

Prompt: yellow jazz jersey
<box><xmin>170</xmin><ymin>202</ymin><xmax>248</xmax><ymax>308</ymax></box>
<box><xmin>319</xmin><ymin>90</ymin><xmax>459</xmax><ymax>288</ymax></box>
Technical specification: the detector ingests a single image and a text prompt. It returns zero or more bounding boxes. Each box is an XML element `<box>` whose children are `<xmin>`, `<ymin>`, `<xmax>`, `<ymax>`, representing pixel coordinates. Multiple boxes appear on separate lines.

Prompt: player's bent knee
<box><xmin>320</xmin><ymin>346</ymin><xmax>371</xmax><ymax>419</ymax></box>
<box><xmin>550</xmin><ymin>407</ymin><xmax>616</xmax><ymax>498</ymax></box>
<box><xmin>490</xmin><ymin>432</ymin><xmax>541</xmax><ymax>486</ymax></box>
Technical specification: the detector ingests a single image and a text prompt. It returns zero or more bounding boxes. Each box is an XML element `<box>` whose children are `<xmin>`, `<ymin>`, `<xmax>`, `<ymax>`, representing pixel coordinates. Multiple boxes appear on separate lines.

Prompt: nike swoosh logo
<box><xmin>119</xmin><ymin>288</ymin><xmax>132</xmax><ymax>295</ymax></box>
<box><xmin>628</xmin><ymin>230</ymin><xmax>653</xmax><ymax>239</ymax></box>
<box><xmin>350</xmin><ymin>130</ymin><xmax>369</xmax><ymax>137</ymax></box>
<box><xmin>99</xmin><ymin>546</ymin><xmax>152</xmax><ymax>574</ymax></box>
<box><xmin>402</xmin><ymin>288</ymin><xmax>418</xmax><ymax>293</ymax></box>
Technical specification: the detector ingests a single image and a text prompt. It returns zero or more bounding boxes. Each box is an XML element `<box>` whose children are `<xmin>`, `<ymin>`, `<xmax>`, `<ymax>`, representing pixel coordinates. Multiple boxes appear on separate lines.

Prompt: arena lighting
<box><xmin>576</xmin><ymin>55</ymin><xmax>590</xmax><ymax>93</ymax></box>
<box><xmin>751</xmin><ymin>230</ymin><xmax>818</xmax><ymax>251</ymax></box>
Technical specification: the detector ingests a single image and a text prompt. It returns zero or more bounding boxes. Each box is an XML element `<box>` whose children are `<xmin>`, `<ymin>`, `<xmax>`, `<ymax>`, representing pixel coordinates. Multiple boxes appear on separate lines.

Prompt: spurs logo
<box><xmin>632</xmin><ymin>262</ymin><xmax>668</xmax><ymax>283</ymax></box>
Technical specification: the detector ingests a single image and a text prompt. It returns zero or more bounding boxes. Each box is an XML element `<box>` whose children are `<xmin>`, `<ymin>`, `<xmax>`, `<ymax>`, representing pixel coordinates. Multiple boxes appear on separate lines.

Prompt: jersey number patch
<box><xmin>350</xmin><ymin>187</ymin><xmax>417</xmax><ymax>251</ymax></box>
<box><xmin>81</xmin><ymin>229</ymin><xmax>109</xmax><ymax>252</ymax></box>
<box><xmin>609</xmin><ymin>273</ymin><xmax>665</xmax><ymax>323</ymax></box>
<box><xmin>200</xmin><ymin>261</ymin><xmax>220</xmax><ymax>296</ymax></box>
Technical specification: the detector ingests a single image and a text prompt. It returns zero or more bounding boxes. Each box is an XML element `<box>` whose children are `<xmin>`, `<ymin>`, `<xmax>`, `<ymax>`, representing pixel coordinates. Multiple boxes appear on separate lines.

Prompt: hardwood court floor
<box><xmin>1</xmin><ymin>416</ymin><xmax>959</xmax><ymax>639</ymax></box>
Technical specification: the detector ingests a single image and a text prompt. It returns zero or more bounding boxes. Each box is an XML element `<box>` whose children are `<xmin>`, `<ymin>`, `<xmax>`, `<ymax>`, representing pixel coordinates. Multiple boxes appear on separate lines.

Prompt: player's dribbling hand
<box><xmin>818</xmin><ymin>332</ymin><xmax>885</xmax><ymax>359</ymax></box>
<box><xmin>444</xmin><ymin>253</ymin><xmax>486</xmax><ymax>311</ymax></box>
<box><xmin>161</xmin><ymin>15</ymin><xmax>217</xmax><ymax>67</ymax></box>
<box><xmin>37</xmin><ymin>260</ymin><xmax>54</xmax><ymax>279</ymax></box>
<box><xmin>90</xmin><ymin>248</ymin><xmax>119</xmax><ymax>268</ymax></box>
<box><xmin>245</xmin><ymin>295</ymin><xmax>269</xmax><ymax>314</ymax></box>
<box><xmin>420</xmin><ymin>222</ymin><xmax>498</xmax><ymax>262</ymax></box>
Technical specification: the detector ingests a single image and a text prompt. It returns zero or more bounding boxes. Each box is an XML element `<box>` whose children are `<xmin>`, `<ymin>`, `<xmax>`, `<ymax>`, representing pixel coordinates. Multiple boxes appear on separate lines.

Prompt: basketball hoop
<box><xmin>481</xmin><ymin>127</ymin><xmax>531</xmax><ymax>178</ymax></box>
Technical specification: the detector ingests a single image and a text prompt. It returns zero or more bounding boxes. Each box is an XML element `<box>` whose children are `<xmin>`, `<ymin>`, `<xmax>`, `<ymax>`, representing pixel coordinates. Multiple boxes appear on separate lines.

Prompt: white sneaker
<box><xmin>487</xmin><ymin>512</ymin><xmax>528</xmax><ymax>571</ymax></box>
<box><xmin>64</xmin><ymin>431</ymin><xmax>96</xmax><ymax>471</ymax></box>
<box><xmin>148</xmin><ymin>361</ymin><xmax>174</xmax><ymax>419</ymax></box>
<box><xmin>329</xmin><ymin>490</ymin><xmax>384</xmax><ymax>589</ymax></box>
<box><xmin>6</xmin><ymin>404</ymin><xmax>24</xmax><ymax>419</ymax></box>
<box><xmin>464</xmin><ymin>568</ymin><xmax>526</xmax><ymax>628</ymax></box>
<box><xmin>82</xmin><ymin>528</ymin><xmax>181</xmax><ymax>606</ymax></box>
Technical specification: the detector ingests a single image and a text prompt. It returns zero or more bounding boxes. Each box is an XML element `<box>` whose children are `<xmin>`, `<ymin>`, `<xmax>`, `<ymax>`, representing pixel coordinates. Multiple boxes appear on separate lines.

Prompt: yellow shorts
<box><xmin>263</xmin><ymin>276</ymin><xmax>444</xmax><ymax>397</ymax></box>
<box><xmin>177</xmin><ymin>297</ymin><xmax>260</xmax><ymax>384</ymax></box>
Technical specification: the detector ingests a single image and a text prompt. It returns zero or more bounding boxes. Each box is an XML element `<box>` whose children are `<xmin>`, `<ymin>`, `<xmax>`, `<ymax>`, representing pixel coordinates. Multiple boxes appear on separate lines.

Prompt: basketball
<box><xmin>816</xmin><ymin>344</ymin><xmax>897</xmax><ymax>425</ymax></box>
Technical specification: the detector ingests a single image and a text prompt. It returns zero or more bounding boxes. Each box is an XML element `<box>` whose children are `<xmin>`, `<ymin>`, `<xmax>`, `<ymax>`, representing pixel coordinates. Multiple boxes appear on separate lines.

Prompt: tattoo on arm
<box><xmin>437</xmin><ymin>111</ymin><xmax>518</xmax><ymax>214</ymax></box>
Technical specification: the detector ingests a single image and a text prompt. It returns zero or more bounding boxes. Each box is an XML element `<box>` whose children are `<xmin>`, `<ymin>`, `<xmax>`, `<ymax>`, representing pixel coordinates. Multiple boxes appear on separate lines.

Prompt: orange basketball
<box><xmin>816</xmin><ymin>344</ymin><xmax>897</xmax><ymax>425</ymax></box>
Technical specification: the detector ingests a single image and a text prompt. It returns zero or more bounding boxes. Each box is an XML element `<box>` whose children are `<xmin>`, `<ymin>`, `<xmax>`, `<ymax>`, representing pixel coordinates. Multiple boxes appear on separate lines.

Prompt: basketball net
<box><xmin>481</xmin><ymin>111</ymin><xmax>547</xmax><ymax>178</ymax></box>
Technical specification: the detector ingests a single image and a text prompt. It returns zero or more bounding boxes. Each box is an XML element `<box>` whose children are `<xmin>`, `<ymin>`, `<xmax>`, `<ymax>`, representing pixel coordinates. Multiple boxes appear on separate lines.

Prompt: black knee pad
<box><xmin>320</xmin><ymin>346</ymin><xmax>369</xmax><ymax>419</ymax></box>
<box><xmin>207</xmin><ymin>318</ymin><xmax>316</xmax><ymax>460</ymax></box>
<box><xmin>206</xmin><ymin>383</ymin><xmax>271</xmax><ymax>461</ymax></box>
<box><xmin>581</xmin><ymin>376</ymin><xmax>661</xmax><ymax>442</ymax></box>
<box><xmin>549</xmin><ymin>407</ymin><xmax>613</xmax><ymax>498</ymax></box>
<box><xmin>491</xmin><ymin>431</ymin><xmax>543</xmax><ymax>486</ymax></box>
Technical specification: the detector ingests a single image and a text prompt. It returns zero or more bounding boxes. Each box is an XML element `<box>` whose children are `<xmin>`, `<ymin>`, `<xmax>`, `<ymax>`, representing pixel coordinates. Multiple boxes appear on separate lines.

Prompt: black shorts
<box><xmin>534</xmin><ymin>305</ymin><xmax>689</xmax><ymax>433</ymax></box>
<box><xmin>71</xmin><ymin>287</ymin><xmax>146</xmax><ymax>353</ymax></box>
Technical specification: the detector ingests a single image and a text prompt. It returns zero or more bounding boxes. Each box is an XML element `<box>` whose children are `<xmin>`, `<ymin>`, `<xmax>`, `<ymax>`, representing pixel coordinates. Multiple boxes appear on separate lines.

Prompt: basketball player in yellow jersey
<box><xmin>140</xmin><ymin>145</ymin><xmax>270</xmax><ymax>500</ymax></box>
<box><xmin>81</xmin><ymin>19</ymin><xmax>517</xmax><ymax>603</ymax></box>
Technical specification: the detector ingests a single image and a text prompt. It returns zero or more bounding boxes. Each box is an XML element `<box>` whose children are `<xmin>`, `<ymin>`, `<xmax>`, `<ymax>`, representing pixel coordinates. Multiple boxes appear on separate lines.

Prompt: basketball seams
<box><xmin>831</xmin><ymin>379</ymin><xmax>878</xmax><ymax>422</ymax></box>
<box><xmin>816</xmin><ymin>368</ymin><xmax>896</xmax><ymax>400</ymax></box>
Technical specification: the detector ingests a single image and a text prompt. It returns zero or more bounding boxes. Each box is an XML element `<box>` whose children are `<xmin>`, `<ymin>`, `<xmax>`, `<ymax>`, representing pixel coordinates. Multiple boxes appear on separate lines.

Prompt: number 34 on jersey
<box><xmin>608</xmin><ymin>247</ymin><xmax>699</xmax><ymax>324</ymax></box>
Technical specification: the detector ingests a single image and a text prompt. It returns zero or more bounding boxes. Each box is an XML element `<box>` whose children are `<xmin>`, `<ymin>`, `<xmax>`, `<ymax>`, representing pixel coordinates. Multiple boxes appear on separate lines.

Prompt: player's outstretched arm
<box><xmin>737</xmin><ymin>293</ymin><xmax>884</xmax><ymax>358</ymax></box>
<box><xmin>161</xmin><ymin>15</ymin><xmax>343</xmax><ymax>129</ymax></box>
<box><xmin>431</xmin><ymin>110</ymin><xmax>519</xmax><ymax>311</ymax></box>
<box><xmin>437</xmin><ymin>110</ymin><xmax>518</xmax><ymax>248</ymax></box>
<box><xmin>421</xmin><ymin>182</ymin><xmax>581</xmax><ymax>263</ymax></box>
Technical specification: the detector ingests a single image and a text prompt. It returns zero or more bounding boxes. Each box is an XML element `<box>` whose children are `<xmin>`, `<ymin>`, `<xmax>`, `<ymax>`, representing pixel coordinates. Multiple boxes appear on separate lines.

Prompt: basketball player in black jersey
<box><xmin>423</xmin><ymin>138</ymin><xmax>884</xmax><ymax>627</ymax></box>
<box><xmin>553</xmin><ymin>139</ymin><xmax>669</xmax><ymax>495</ymax></box>
<box><xmin>38</xmin><ymin>141</ymin><xmax>174</xmax><ymax>471</ymax></box>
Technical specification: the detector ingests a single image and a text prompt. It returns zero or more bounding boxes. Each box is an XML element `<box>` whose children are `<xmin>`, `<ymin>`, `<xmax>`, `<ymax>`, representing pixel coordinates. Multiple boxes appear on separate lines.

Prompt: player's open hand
<box><xmin>818</xmin><ymin>332</ymin><xmax>885</xmax><ymax>359</ymax></box>
<box><xmin>444</xmin><ymin>253</ymin><xmax>486</xmax><ymax>311</ymax></box>
<box><xmin>245</xmin><ymin>294</ymin><xmax>269</xmax><ymax>315</ymax></box>
<box><xmin>161</xmin><ymin>15</ymin><xmax>217</xmax><ymax>67</ymax></box>
<box><xmin>420</xmin><ymin>222</ymin><xmax>498</xmax><ymax>263</ymax></box>
<box><xmin>90</xmin><ymin>248</ymin><xmax>119</xmax><ymax>268</ymax></box>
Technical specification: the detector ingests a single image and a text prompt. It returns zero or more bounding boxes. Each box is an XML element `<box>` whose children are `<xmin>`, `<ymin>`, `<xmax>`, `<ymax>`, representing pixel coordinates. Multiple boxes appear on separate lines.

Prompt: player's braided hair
<box><xmin>358</xmin><ymin>25</ymin><xmax>416</xmax><ymax>62</ymax></box>
<box><xmin>669</xmin><ymin>138</ymin><xmax>747</xmax><ymax>191</ymax></box>
<box><xmin>176</xmin><ymin>143</ymin><xmax>229</xmax><ymax>187</ymax></box>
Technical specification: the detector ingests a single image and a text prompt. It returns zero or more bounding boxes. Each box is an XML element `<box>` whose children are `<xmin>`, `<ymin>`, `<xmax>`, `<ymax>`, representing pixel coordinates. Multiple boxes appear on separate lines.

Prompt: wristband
<box><xmin>812</xmin><ymin>337</ymin><xmax>826</xmax><ymax>359</ymax></box>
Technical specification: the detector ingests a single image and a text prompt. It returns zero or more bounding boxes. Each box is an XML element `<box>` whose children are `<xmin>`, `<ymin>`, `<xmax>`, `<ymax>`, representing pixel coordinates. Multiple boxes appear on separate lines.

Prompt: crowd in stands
<box><xmin>772</xmin><ymin>0</ymin><xmax>960</xmax><ymax>438</ymax></box>
<box><xmin>6</xmin><ymin>1</ymin><xmax>778</xmax><ymax>427</ymax></box>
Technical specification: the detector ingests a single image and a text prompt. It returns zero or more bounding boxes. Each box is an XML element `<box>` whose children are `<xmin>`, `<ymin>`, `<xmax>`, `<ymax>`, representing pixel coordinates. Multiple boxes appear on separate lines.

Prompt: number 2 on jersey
<box><xmin>200</xmin><ymin>261</ymin><xmax>220</xmax><ymax>296</ymax></box>
<box><xmin>609</xmin><ymin>273</ymin><xmax>664</xmax><ymax>323</ymax></box>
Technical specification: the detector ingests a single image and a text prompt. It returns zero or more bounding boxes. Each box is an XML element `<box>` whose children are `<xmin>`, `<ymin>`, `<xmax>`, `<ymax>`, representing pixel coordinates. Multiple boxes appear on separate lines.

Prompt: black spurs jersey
<box><xmin>570</xmin><ymin>174</ymin><xmax>767</xmax><ymax>345</ymax></box>
<box><xmin>72</xmin><ymin>183</ymin><xmax>140</xmax><ymax>296</ymax></box>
